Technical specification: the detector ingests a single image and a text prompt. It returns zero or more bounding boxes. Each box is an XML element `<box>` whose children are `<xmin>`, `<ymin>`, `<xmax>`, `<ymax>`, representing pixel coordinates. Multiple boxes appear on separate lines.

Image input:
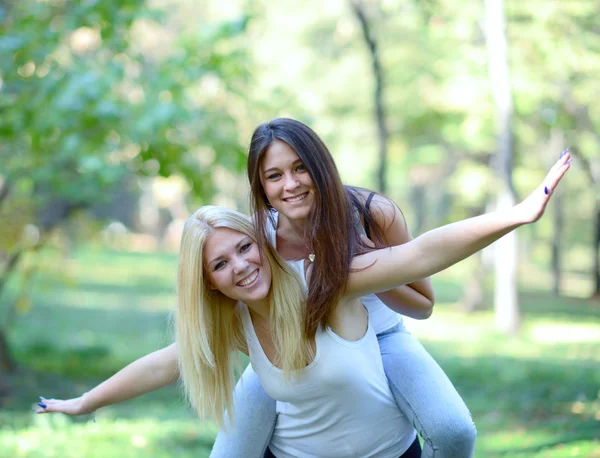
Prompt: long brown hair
<box><xmin>247</xmin><ymin>118</ymin><xmax>387</xmax><ymax>338</ymax></box>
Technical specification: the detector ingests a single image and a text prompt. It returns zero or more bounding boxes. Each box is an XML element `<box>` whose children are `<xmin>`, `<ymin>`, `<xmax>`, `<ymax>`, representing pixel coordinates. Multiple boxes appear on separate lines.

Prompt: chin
<box><xmin>283</xmin><ymin>204</ymin><xmax>312</xmax><ymax>220</ymax></box>
<box><xmin>254</xmin><ymin>283</ymin><xmax>271</xmax><ymax>301</ymax></box>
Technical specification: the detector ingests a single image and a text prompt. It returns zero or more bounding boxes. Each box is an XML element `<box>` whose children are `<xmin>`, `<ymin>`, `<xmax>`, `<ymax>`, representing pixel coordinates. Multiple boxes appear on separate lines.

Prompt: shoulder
<box><xmin>350</xmin><ymin>187</ymin><xmax>407</xmax><ymax>234</ymax></box>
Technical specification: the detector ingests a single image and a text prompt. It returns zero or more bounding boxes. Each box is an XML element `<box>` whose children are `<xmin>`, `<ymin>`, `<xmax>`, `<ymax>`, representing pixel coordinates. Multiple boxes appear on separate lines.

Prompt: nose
<box><xmin>231</xmin><ymin>255</ymin><xmax>250</xmax><ymax>275</ymax></box>
<box><xmin>282</xmin><ymin>172</ymin><xmax>300</xmax><ymax>192</ymax></box>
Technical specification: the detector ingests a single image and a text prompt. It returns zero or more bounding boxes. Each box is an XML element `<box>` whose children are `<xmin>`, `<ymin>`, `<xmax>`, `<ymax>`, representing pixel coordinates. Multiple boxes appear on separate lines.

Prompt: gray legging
<box><xmin>211</xmin><ymin>324</ymin><xmax>476</xmax><ymax>458</ymax></box>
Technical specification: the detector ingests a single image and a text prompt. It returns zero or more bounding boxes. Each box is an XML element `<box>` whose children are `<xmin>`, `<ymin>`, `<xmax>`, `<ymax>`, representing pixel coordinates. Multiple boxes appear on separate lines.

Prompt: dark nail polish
<box><xmin>560</xmin><ymin>147</ymin><xmax>570</xmax><ymax>158</ymax></box>
<box><xmin>37</xmin><ymin>402</ymin><xmax>47</xmax><ymax>408</ymax></box>
<box><xmin>544</xmin><ymin>186</ymin><xmax>549</xmax><ymax>195</ymax></box>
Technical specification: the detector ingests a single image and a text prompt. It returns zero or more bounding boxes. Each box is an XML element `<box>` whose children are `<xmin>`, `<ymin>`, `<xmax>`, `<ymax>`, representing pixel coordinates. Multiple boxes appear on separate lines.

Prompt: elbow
<box><xmin>420</xmin><ymin>305</ymin><xmax>434</xmax><ymax>320</ymax></box>
<box><xmin>414</xmin><ymin>296</ymin><xmax>435</xmax><ymax>320</ymax></box>
<box><xmin>413</xmin><ymin>305</ymin><xmax>433</xmax><ymax>320</ymax></box>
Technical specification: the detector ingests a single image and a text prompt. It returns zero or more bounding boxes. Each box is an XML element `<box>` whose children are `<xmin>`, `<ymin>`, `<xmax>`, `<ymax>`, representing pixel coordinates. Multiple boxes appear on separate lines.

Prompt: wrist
<box><xmin>80</xmin><ymin>392</ymin><xmax>98</xmax><ymax>414</ymax></box>
<box><xmin>500</xmin><ymin>207</ymin><xmax>528</xmax><ymax>228</ymax></box>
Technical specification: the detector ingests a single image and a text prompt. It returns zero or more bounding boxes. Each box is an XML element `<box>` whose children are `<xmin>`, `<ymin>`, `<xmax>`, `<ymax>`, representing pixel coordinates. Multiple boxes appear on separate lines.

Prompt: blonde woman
<box><xmin>36</xmin><ymin>152</ymin><xmax>570</xmax><ymax>457</ymax></box>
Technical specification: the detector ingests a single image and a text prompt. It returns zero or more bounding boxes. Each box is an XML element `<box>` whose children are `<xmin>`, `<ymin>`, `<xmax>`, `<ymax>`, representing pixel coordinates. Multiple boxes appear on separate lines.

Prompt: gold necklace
<box><xmin>289</xmin><ymin>224</ymin><xmax>315</xmax><ymax>263</ymax></box>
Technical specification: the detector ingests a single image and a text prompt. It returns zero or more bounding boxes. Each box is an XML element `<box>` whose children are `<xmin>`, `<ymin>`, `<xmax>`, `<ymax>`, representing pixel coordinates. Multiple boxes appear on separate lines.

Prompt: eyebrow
<box><xmin>208</xmin><ymin>237</ymin><xmax>250</xmax><ymax>266</ymax></box>
<box><xmin>262</xmin><ymin>159</ymin><xmax>304</xmax><ymax>176</ymax></box>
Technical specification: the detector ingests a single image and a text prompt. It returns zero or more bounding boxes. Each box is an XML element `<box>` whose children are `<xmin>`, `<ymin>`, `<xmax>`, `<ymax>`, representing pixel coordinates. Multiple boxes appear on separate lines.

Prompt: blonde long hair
<box><xmin>176</xmin><ymin>205</ymin><xmax>309</xmax><ymax>428</ymax></box>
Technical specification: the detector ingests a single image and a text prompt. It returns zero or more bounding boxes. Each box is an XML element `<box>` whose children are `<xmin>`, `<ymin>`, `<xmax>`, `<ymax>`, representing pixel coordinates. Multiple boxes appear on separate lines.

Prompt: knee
<box><xmin>450</xmin><ymin>417</ymin><xmax>477</xmax><ymax>455</ymax></box>
<box><xmin>425</xmin><ymin>414</ymin><xmax>477</xmax><ymax>457</ymax></box>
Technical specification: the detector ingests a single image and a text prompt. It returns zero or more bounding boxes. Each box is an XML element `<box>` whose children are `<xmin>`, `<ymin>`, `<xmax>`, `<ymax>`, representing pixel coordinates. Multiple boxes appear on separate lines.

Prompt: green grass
<box><xmin>1</xmin><ymin>247</ymin><xmax>599</xmax><ymax>458</ymax></box>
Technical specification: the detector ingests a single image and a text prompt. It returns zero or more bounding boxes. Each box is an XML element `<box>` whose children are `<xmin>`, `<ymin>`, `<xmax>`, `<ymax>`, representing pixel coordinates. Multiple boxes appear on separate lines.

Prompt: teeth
<box><xmin>285</xmin><ymin>194</ymin><xmax>306</xmax><ymax>202</ymax></box>
<box><xmin>238</xmin><ymin>270</ymin><xmax>258</xmax><ymax>287</ymax></box>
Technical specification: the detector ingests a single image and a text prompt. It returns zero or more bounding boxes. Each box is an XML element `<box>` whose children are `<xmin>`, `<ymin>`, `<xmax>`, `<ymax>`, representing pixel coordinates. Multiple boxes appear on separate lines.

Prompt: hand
<box><xmin>34</xmin><ymin>395</ymin><xmax>94</xmax><ymax>416</ymax></box>
<box><xmin>513</xmin><ymin>151</ymin><xmax>571</xmax><ymax>224</ymax></box>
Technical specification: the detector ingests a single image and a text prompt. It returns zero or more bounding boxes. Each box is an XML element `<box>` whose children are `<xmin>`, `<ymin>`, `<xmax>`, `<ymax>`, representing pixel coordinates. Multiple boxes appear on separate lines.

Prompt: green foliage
<box><xmin>0</xmin><ymin>0</ymin><xmax>252</xmax><ymax>341</ymax></box>
<box><xmin>0</xmin><ymin>0</ymin><xmax>248</xmax><ymax>204</ymax></box>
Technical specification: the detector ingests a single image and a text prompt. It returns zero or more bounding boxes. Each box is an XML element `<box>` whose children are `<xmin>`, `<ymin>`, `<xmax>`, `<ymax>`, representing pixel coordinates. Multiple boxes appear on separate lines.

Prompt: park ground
<box><xmin>0</xmin><ymin>248</ymin><xmax>598</xmax><ymax>458</ymax></box>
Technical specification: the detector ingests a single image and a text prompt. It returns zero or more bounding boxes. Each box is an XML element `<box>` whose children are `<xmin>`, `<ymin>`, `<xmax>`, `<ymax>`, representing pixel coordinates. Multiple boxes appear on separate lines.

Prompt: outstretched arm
<box><xmin>35</xmin><ymin>343</ymin><xmax>179</xmax><ymax>415</ymax></box>
<box><xmin>347</xmin><ymin>153</ymin><xmax>570</xmax><ymax>298</ymax></box>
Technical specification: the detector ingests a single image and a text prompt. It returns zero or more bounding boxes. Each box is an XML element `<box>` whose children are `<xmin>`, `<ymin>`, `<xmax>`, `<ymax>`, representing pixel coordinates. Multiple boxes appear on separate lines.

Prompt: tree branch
<box><xmin>349</xmin><ymin>0</ymin><xmax>389</xmax><ymax>193</ymax></box>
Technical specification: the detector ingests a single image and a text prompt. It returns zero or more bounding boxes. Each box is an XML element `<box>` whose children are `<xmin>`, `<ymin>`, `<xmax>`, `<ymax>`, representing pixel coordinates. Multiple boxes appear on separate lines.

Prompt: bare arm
<box><xmin>347</xmin><ymin>153</ymin><xmax>570</xmax><ymax>299</ymax></box>
<box><xmin>366</xmin><ymin>195</ymin><xmax>435</xmax><ymax>319</ymax></box>
<box><xmin>35</xmin><ymin>343</ymin><xmax>179</xmax><ymax>415</ymax></box>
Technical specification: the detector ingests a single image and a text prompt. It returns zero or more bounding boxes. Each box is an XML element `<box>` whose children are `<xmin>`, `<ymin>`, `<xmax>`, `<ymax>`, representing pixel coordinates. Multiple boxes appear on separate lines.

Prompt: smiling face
<box><xmin>204</xmin><ymin>227</ymin><xmax>271</xmax><ymax>306</ymax></box>
<box><xmin>260</xmin><ymin>139</ymin><xmax>316</xmax><ymax>222</ymax></box>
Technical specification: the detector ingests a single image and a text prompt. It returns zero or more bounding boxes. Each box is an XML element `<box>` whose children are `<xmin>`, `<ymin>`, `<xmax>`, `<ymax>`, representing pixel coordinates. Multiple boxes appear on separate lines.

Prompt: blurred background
<box><xmin>0</xmin><ymin>0</ymin><xmax>599</xmax><ymax>456</ymax></box>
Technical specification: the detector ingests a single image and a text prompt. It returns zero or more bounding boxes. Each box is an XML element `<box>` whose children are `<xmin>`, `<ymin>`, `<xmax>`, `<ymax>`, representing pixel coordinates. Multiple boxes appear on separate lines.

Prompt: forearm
<box><xmin>83</xmin><ymin>344</ymin><xmax>179</xmax><ymax>412</ymax></box>
<box><xmin>349</xmin><ymin>209</ymin><xmax>522</xmax><ymax>296</ymax></box>
<box><xmin>376</xmin><ymin>279</ymin><xmax>435</xmax><ymax>319</ymax></box>
<box><xmin>409</xmin><ymin>209</ymin><xmax>520</xmax><ymax>282</ymax></box>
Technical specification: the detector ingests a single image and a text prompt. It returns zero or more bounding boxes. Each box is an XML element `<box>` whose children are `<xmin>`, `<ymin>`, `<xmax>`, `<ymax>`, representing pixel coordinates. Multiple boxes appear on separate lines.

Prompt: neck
<box><xmin>245</xmin><ymin>296</ymin><xmax>270</xmax><ymax>322</ymax></box>
<box><xmin>278</xmin><ymin>213</ymin><xmax>310</xmax><ymax>237</ymax></box>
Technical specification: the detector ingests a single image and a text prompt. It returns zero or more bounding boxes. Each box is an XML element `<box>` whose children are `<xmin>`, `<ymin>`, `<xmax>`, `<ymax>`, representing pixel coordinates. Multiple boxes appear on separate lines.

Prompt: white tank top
<box><xmin>238</xmin><ymin>299</ymin><xmax>416</xmax><ymax>458</ymax></box>
<box><xmin>267</xmin><ymin>211</ymin><xmax>403</xmax><ymax>334</ymax></box>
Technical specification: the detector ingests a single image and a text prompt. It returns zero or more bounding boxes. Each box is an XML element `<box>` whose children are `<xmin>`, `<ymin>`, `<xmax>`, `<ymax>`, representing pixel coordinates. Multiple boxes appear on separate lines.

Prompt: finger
<box><xmin>544</xmin><ymin>162</ymin><xmax>571</xmax><ymax>195</ymax></box>
<box><xmin>35</xmin><ymin>398</ymin><xmax>62</xmax><ymax>412</ymax></box>
<box><xmin>546</xmin><ymin>152</ymin><xmax>569</xmax><ymax>179</ymax></box>
<box><xmin>535</xmin><ymin>154</ymin><xmax>567</xmax><ymax>198</ymax></box>
<box><xmin>545</xmin><ymin>152</ymin><xmax>569</xmax><ymax>180</ymax></box>
<box><xmin>553</xmin><ymin>151</ymin><xmax>570</xmax><ymax>171</ymax></box>
<box><xmin>543</xmin><ymin>152</ymin><xmax>571</xmax><ymax>186</ymax></box>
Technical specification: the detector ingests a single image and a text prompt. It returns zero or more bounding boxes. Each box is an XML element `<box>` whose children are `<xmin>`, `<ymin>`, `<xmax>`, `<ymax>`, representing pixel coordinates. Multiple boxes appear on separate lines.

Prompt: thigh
<box><xmin>377</xmin><ymin>327</ymin><xmax>473</xmax><ymax>439</ymax></box>
<box><xmin>210</xmin><ymin>364</ymin><xmax>277</xmax><ymax>458</ymax></box>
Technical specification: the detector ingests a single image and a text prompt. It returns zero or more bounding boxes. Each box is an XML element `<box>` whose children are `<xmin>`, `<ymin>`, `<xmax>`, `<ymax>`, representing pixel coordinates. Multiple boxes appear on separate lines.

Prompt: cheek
<box><xmin>302</xmin><ymin>173</ymin><xmax>315</xmax><ymax>189</ymax></box>
<box><xmin>262</xmin><ymin>181</ymin><xmax>277</xmax><ymax>200</ymax></box>
<box><xmin>263</xmin><ymin>265</ymin><xmax>272</xmax><ymax>285</ymax></box>
<box><xmin>207</xmin><ymin>272</ymin><xmax>224</xmax><ymax>291</ymax></box>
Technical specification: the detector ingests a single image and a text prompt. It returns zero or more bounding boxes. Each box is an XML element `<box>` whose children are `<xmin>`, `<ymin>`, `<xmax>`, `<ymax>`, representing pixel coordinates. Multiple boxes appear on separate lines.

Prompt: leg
<box><xmin>378</xmin><ymin>325</ymin><xmax>477</xmax><ymax>458</ymax></box>
<box><xmin>210</xmin><ymin>364</ymin><xmax>277</xmax><ymax>458</ymax></box>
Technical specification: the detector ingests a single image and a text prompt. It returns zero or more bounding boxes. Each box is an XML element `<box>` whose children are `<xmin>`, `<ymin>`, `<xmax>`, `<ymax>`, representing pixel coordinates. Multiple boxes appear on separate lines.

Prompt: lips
<box><xmin>237</xmin><ymin>269</ymin><xmax>259</xmax><ymax>287</ymax></box>
<box><xmin>283</xmin><ymin>192</ymin><xmax>308</xmax><ymax>203</ymax></box>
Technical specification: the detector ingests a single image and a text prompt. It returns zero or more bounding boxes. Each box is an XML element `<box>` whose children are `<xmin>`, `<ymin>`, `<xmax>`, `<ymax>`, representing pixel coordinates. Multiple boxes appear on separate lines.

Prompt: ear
<box><xmin>207</xmin><ymin>281</ymin><xmax>218</xmax><ymax>291</ymax></box>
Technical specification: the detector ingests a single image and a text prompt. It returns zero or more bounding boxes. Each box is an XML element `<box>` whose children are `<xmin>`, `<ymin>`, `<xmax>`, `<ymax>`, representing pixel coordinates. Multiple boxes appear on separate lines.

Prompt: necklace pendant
<box><xmin>308</xmin><ymin>253</ymin><xmax>315</xmax><ymax>263</ymax></box>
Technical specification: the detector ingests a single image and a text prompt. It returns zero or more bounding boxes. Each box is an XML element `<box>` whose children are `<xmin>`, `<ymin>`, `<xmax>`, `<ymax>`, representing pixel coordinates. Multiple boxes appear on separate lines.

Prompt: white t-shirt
<box><xmin>266</xmin><ymin>210</ymin><xmax>403</xmax><ymax>334</ymax></box>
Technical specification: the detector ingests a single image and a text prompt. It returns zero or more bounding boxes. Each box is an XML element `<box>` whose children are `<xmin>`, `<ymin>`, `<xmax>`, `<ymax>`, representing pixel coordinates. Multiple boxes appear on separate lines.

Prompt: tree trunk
<box><xmin>460</xmin><ymin>251</ymin><xmax>486</xmax><ymax>313</ymax></box>
<box><xmin>0</xmin><ymin>178</ymin><xmax>9</xmax><ymax>211</ymax></box>
<box><xmin>562</xmin><ymin>94</ymin><xmax>600</xmax><ymax>298</ymax></box>
<box><xmin>410</xmin><ymin>185</ymin><xmax>426</xmax><ymax>235</ymax></box>
<box><xmin>349</xmin><ymin>0</ymin><xmax>389</xmax><ymax>193</ymax></box>
<box><xmin>0</xmin><ymin>329</ymin><xmax>16</xmax><ymax>374</ymax></box>
<box><xmin>460</xmin><ymin>206</ymin><xmax>487</xmax><ymax>313</ymax></box>
<box><xmin>485</xmin><ymin>0</ymin><xmax>519</xmax><ymax>334</ymax></box>
<box><xmin>551</xmin><ymin>190</ymin><xmax>563</xmax><ymax>296</ymax></box>
<box><xmin>0</xmin><ymin>250</ymin><xmax>22</xmax><ymax>300</ymax></box>
<box><xmin>594</xmin><ymin>203</ymin><xmax>600</xmax><ymax>298</ymax></box>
